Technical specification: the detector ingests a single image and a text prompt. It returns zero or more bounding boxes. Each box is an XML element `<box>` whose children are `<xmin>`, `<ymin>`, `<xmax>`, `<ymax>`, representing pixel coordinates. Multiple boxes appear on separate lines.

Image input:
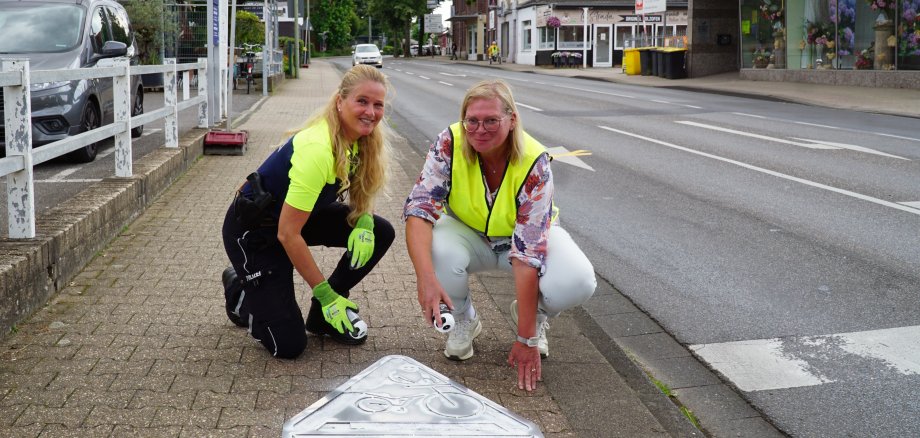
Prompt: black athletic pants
<box><xmin>221</xmin><ymin>201</ymin><xmax>394</xmax><ymax>358</ymax></box>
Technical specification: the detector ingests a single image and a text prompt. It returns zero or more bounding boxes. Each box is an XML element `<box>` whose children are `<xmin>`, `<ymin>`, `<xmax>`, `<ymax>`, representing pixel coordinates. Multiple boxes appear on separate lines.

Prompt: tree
<box><xmin>119</xmin><ymin>0</ymin><xmax>177</xmax><ymax>64</ymax></box>
<box><xmin>311</xmin><ymin>0</ymin><xmax>357</xmax><ymax>51</ymax></box>
<box><xmin>368</xmin><ymin>0</ymin><xmax>427</xmax><ymax>57</ymax></box>
<box><xmin>234</xmin><ymin>10</ymin><xmax>264</xmax><ymax>47</ymax></box>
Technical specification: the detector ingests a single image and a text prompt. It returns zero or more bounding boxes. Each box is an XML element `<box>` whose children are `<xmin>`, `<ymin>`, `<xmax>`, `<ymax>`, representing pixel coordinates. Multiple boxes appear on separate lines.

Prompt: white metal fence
<box><xmin>0</xmin><ymin>57</ymin><xmax>208</xmax><ymax>239</ymax></box>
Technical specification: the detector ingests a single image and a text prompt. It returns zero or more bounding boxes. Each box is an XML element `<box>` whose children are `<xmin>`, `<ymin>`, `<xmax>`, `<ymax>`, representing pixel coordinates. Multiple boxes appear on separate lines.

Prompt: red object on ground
<box><xmin>204</xmin><ymin>130</ymin><xmax>248</xmax><ymax>146</ymax></box>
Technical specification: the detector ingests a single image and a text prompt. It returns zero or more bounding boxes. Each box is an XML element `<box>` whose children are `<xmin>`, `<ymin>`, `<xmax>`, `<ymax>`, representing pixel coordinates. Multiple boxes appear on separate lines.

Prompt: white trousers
<box><xmin>431</xmin><ymin>215</ymin><xmax>596</xmax><ymax>317</ymax></box>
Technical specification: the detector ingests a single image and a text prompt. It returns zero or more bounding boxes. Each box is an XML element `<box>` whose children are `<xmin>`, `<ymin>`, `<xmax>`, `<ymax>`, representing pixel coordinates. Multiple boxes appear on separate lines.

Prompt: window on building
<box><xmin>538</xmin><ymin>26</ymin><xmax>555</xmax><ymax>50</ymax></box>
<box><xmin>522</xmin><ymin>20</ymin><xmax>532</xmax><ymax>51</ymax></box>
<box><xmin>615</xmin><ymin>25</ymin><xmax>633</xmax><ymax>50</ymax></box>
<box><xmin>558</xmin><ymin>25</ymin><xmax>588</xmax><ymax>49</ymax></box>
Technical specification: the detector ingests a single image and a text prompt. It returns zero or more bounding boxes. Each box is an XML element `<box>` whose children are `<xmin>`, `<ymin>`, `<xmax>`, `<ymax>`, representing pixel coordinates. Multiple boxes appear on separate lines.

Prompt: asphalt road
<box><xmin>332</xmin><ymin>57</ymin><xmax>920</xmax><ymax>437</ymax></box>
<box><xmin>0</xmin><ymin>86</ymin><xmax>263</xmax><ymax>232</ymax></box>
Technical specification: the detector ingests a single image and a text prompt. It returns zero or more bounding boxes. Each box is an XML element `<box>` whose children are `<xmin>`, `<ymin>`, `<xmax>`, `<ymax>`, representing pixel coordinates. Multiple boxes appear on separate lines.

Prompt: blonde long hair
<box><xmin>305</xmin><ymin>65</ymin><xmax>392</xmax><ymax>226</ymax></box>
<box><xmin>459</xmin><ymin>79</ymin><xmax>525</xmax><ymax>164</ymax></box>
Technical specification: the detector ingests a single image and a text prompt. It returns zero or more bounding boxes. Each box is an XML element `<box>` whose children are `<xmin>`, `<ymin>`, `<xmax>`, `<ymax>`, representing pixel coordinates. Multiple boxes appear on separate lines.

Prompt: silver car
<box><xmin>0</xmin><ymin>0</ymin><xmax>144</xmax><ymax>163</ymax></box>
<box><xmin>352</xmin><ymin>44</ymin><xmax>383</xmax><ymax>68</ymax></box>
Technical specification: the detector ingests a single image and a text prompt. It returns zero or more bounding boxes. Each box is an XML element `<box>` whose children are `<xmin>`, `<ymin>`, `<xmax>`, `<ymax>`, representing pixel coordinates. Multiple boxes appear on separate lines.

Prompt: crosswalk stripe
<box><xmin>690</xmin><ymin>325</ymin><xmax>920</xmax><ymax>392</ymax></box>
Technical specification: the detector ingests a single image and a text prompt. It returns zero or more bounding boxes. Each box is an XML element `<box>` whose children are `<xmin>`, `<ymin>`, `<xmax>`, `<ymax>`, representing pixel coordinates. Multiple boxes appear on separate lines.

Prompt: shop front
<box><xmin>740</xmin><ymin>0</ymin><xmax>920</xmax><ymax>72</ymax></box>
<box><xmin>515</xmin><ymin>4</ymin><xmax>688</xmax><ymax>68</ymax></box>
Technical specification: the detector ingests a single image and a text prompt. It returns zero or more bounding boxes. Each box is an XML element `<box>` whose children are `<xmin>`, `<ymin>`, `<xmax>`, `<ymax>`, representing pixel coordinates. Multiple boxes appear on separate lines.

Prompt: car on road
<box><xmin>0</xmin><ymin>0</ymin><xmax>145</xmax><ymax>163</ymax></box>
<box><xmin>351</xmin><ymin>44</ymin><xmax>383</xmax><ymax>68</ymax></box>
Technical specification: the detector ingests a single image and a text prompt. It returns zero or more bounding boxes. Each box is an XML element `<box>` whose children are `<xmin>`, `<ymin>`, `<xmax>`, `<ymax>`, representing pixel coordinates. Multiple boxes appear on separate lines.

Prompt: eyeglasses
<box><xmin>462</xmin><ymin>116</ymin><xmax>507</xmax><ymax>132</ymax></box>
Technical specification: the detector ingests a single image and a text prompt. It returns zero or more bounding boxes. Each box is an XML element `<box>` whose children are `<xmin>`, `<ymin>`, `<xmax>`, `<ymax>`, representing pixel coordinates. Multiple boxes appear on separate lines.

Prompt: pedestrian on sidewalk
<box><xmin>451</xmin><ymin>43</ymin><xmax>458</xmax><ymax>60</ymax></box>
<box><xmin>404</xmin><ymin>79</ymin><xmax>596</xmax><ymax>391</ymax></box>
<box><xmin>221</xmin><ymin>65</ymin><xmax>395</xmax><ymax>359</ymax></box>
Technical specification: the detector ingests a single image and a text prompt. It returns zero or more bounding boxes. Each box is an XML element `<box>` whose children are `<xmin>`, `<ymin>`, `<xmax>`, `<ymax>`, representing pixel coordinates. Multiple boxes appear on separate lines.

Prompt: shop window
<box><xmin>522</xmin><ymin>20</ymin><xmax>532</xmax><ymax>51</ymax></box>
<box><xmin>615</xmin><ymin>25</ymin><xmax>634</xmax><ymax>49</ymax></box>
<box><xmin>740</xmin><ymin>0</ymin><xmax>784</xmax><ymax>69</ymax></box>
<box><xmin>538</xmin><ymin>26</ymin><xmax>555</xmax><ymax>50</ymax></box>
<box><xmin>558</xmin><ymin>25</ymin><xmax>588</xmax><ymax>49</ymax></box>
<box><xmin>898</xmin><ymin>0</ymin><xmax>920</xmax><ymax>69</ymax></box>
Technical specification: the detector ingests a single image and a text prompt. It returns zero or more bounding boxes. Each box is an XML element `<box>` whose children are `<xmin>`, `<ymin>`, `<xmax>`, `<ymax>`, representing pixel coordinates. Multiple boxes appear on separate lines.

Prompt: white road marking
<box><xmin>545</xmin><ymin>146</ymin><xmax>594</xmax><ymax>171</ymax></box>
<box><xmin>875</xmin><ymin>132</ymin><xmax>920</xmax><ymax>142</ymax></box>
<box><xmin>690</xmin><ymin>338</ymin><xmax>832</xmax><ymax>391</ymax></box>
<box><xmin>731</xmin><ymin>112</ymin><xmax>920</xmax><ymax>143</ymax></box>
<box><xmin>141</xmin><ymin>128</ymin><xmax>162</xmax><ymax>137</ymax></box>
<box><xmin>900</xmin><ymin>201</ymin><xmax>920</xmax><ymax>209</ymax></box>
<box><xmin>652</xmin><ymin>99</ymin><xmax>672</xmax><ymax>104</ymax></box>
<box><xmin>439</xmin><ymin>72</ymin><xmax>466</xmax><ymax>77</ymax></box>
<box><xmin>795</xmin><ymin>121</ymin><xmax>839</xmax><ymax>129</ymax></box>
<box><xmin>46</xmin><ymin>167</ymin><xmax>80</xmax><ymax>181</ymax></box>
<box><xmin>36</xmin><ymin>178</ymin><xmax>102</xmax><ymax>183</ymax></box>
<box><xmin>598</xmin><ymin>125</ymin><xmax>920</xmax><ymax>217</ymax></box>
<box><xmin>691</xmin><ymin>325</ymin><xmax>920</xmax><ymax>392</ymax></box>
<box><xmin>438</xmin><ymin>81</ymin><xmax>453</xmax><ymax>87</ymax></box>
<box><xmin>419</xmin><ymin>75</ymin><xmax>430</xmax><ymax>80</ymax></box>
<box><xmin>732</xmin><ymin>112</ymin><xmax>767</xmax><ymax>119</ymax></box>
<box><xmin>682</xmin><ymin>104</ymin><xmax>703</xmax><ymax>109</ymax></box>
<box><xmin>675</xmin><ymin>120</ymin><xmax>839</xmax><ymax>149</ymax></box>
<box><xmin>553</xmin><ymin>84</ymin><xmax>635</xmax><ymax>99</ymax></box>
<box><xmin>97</xmin><ymin>147</ymin><xmax>116</xmax><ymax>159</ymax></box>
<box><xmin>516</xmin><ymin>102</ymin><xmax>543</xmax><ymax>112</ymax></box>
<box><xmin>790</xmin><ymin>137</ymin><xmax>910</xmax><ymax>160</ymax></box>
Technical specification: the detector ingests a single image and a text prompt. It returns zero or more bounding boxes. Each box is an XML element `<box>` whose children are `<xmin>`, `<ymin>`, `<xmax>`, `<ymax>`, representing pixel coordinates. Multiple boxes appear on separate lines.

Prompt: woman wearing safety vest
<box><xmin>221</xmin><ymin>65</ymin><xmax>395</xmax><ymax>359</ymax></box>
<box><xmin>404</xmin><ymin>79</ymin><xmax>596</xmax><ymax>391</ymax></box>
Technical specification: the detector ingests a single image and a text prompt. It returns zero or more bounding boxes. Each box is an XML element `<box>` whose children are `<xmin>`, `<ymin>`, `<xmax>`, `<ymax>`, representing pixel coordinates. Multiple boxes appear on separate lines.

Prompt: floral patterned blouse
<box><xmin>404</xmin><ymin>127</ymin><xmax>554</xmax><ymax>271</ymax></box>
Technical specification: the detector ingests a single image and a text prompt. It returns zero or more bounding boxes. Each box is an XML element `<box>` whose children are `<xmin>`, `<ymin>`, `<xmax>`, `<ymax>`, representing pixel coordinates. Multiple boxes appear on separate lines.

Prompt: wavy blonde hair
<box><xmin>458</xmin><ymin>79</ymin><xmax>525</xmax><ymax>164</ymax></box>
<box><xmin>303</xmin><ymin>65</ymin><xmax>392</xmax><ymax>226</ymax></box>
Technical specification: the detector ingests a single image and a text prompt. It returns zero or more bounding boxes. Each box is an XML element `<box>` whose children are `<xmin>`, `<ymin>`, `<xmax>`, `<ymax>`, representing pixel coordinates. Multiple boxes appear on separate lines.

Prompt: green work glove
<box><xmin>347</xmin><ymin>213</ymin><xmax>375</xmax><ymax>269</ymax></box>
<box><xmin>312</xmin><ymin>281</ymin><xmax>358</xmax><ymax>334</ymax></box>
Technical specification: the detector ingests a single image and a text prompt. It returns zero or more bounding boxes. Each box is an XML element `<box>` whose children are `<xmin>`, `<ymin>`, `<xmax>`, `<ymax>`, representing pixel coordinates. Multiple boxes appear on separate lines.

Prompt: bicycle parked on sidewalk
<box><xmin>241</xmin><ymin>43</ymin><xmax>259</xmax><ymax>94</ymax></box>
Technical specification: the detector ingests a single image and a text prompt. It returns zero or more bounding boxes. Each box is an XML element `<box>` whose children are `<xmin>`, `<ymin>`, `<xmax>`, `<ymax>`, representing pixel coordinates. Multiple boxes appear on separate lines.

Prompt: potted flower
<box><xmin>752</xmin><ymin>48</ymin><xmax>771</xmax><ymax>68</ymax></box>
<box><xmin>855</xmin><ymin>45</ymin><xmax>874</xmax><ymax>69</ymax></box>
<box><xmin>546</xmin><ymin>16</ymin><xmax>562</xmax><ymax>29</ymax></box>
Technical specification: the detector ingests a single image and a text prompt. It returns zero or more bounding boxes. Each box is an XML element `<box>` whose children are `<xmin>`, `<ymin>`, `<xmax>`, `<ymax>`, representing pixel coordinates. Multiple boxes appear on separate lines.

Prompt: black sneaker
<box><xmin>305</xmin><ymin>297</ymin><xmax>368</xmax><ymax>345</ymax></box>
<box><xmin>222</xmin><ymin>266</ymin><xmax>247</xmax><ymax>327</ymax></box>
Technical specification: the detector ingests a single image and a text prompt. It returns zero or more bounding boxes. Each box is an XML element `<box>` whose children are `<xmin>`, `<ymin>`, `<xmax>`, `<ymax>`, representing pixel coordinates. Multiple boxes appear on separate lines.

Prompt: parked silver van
<box><xmin>0</xmin><ymin>0</ymin><xmax>144</xmax><ymax>162</ymax></box>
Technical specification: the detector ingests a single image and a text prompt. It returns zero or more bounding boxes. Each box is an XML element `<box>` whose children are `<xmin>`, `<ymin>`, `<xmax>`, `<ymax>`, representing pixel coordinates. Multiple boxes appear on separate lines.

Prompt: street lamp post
<box><xmin>368</xmin><ymin>16</ymin><xmax>372</xmax><ymax>44</ymax></box>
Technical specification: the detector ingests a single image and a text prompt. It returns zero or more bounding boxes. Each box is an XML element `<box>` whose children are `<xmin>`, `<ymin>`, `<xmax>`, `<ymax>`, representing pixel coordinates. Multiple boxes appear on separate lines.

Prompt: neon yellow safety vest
<box><xmin>447</xmin><ymin>122</ymin><xmax>550</xmax><ymax>238</ymax></box>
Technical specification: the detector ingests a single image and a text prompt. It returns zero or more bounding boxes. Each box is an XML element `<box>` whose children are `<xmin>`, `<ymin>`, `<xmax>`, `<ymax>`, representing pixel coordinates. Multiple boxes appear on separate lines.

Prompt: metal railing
<box><xmin>0</xmin><ymin>57</ymin><xmax>209</xmax><ymax>239</ymax></box>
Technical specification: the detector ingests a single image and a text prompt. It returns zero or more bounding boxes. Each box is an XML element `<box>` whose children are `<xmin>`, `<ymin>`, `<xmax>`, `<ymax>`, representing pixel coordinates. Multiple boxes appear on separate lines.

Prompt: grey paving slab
<box><xmin>595</xmin><ymin>311</ymin><xmax>665</xmax><ymax>338</ymax></box>
<box><xmin>672</xmin><ymin>384</ymin><xmax>761</xmax><ymax>422</ymax></box>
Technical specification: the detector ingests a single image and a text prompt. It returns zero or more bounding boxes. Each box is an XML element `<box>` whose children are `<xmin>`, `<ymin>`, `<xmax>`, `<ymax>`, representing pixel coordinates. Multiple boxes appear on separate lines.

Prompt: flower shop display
<box><xmin>804</xmin><ymin>19</ymin><xmax>841</xmax><ymax>69</ymax></box>
<box><xmin>898</xmin><ymin>0</ymin><xmax>920</xmax><ymax>68</ymax></box>
<box><xmin>753</xmin><ymin>47</ymin><xmax>771</xmax><ymax>68</ymax></box>
<box><xmin>855</xmin><ymin>45</ymin><xmax>874</xmax><ymax>69</ymax></box>
<box><xmin>761</xmin><ymin>0</ymin><xmax>786</xmax><ymax>68</ymax></box>
<box><xmin>830</xmin><ymin>0</ymin><xmax>856</xmax><ymax>67</ymax></box>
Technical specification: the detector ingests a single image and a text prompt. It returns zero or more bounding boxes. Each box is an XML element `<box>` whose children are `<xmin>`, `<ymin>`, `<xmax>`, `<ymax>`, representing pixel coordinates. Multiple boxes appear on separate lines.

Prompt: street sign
<box><xmin>637</xmin><ymin>0</ymin><xmax>666</xmax><ymax>14</ymax></box>
<box><xmin>424</xmin><ymin>14</ymin><xmax>443</xmax><ymax>33</ymax></box>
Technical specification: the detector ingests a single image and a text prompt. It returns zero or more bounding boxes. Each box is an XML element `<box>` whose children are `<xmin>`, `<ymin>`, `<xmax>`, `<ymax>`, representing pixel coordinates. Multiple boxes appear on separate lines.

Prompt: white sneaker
<box><xmin>444</xmin><ymin>314</ymin><xmax>482</xmax><ymax>361</ymax></box>
<box><xmin>510</xmin><ymin>300</ymin><xmax>549</xmax><ymax>358</ymax></box>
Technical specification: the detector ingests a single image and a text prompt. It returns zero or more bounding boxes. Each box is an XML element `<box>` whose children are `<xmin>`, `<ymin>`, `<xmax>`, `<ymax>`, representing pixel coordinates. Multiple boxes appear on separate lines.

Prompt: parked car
<box><xmin>352</xmin><ymin>44</ymin><xmax>382</xmax><ymax>68</ymax></box>
<box><xmin>0</xmin><ymin>0</ymin><xmax>144</xmax><ymax>163</ymax></box>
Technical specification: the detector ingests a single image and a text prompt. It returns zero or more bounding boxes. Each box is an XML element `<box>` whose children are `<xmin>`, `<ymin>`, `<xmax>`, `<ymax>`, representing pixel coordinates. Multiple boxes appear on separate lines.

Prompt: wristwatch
<box><xmin>516</xmin><ymin>335</ymin><xmax>539</xmax><ymax>348</ymax></box>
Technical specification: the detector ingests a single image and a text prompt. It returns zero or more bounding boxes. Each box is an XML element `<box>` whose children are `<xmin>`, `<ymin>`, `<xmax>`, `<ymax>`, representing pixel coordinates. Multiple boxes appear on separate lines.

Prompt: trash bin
<box><xmin>661</xmin><ymin>48</ymin><xmax>688</xmax><ymax>79</ymax></box>
<box><xmin>638</xmin><ymin>47</ymin><xmax>653</xmax><ymax>76</ymax></box>
<box><xmin>623</xmin><ymin>48</ymin><xmax>641</xmax><ymax>75</ymax></box>
<box><xmin>650</xmin><ymin>48</ymin><xmax>661</xmax><ymax>77</ymax></box>
<box><xmin>656</xmin><ymin>48</ymin><xmax>667</xmax><ymax>78</ymax></box>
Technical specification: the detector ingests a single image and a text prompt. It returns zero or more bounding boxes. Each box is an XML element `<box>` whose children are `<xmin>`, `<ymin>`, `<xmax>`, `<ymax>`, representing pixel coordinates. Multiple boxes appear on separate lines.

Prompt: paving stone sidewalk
<box><xmin>0</xmin><ymin>61</ymin><xmax>680</xmax><ymax>437</ymax></box>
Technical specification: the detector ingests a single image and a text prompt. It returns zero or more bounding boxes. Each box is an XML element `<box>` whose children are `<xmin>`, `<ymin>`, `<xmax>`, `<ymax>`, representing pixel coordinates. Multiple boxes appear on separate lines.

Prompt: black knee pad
<box><xmin>222</xmin><ymin>266</ymin><xmax>247</xmax><ymax>327</ymax></box>
<box><xmin>250</xmin><ymin>316</ymin><xmax>307</xmax><ymax>359</ymax></box>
